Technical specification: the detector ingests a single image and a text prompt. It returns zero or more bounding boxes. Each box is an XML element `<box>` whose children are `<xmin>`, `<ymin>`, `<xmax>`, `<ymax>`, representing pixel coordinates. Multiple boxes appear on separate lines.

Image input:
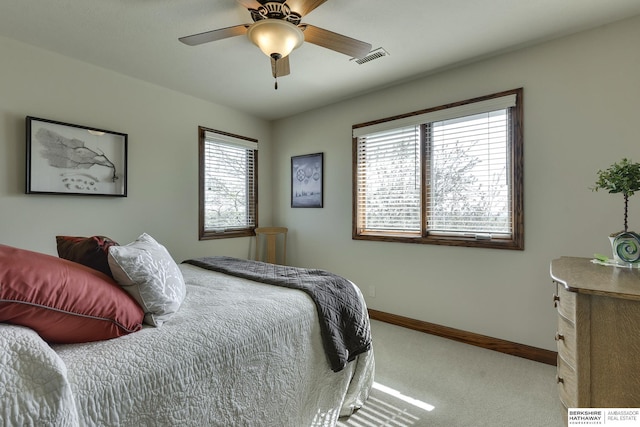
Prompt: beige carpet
<box><xmin>338</xmin><ymin>320</ymin><xmax>564</xmax><ymax>427</ymax></box>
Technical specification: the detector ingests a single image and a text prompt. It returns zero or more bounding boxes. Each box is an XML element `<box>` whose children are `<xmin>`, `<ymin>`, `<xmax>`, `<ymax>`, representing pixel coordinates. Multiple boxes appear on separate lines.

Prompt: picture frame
<box><xmin>26</xmin><ymin>116</ymin><xmax>127</xmax><ymax>196</ymax></box>
<box><xmin>291</xmin><ymin>152</ymin><xmax>323</xmax><ymax>208</ymax></box>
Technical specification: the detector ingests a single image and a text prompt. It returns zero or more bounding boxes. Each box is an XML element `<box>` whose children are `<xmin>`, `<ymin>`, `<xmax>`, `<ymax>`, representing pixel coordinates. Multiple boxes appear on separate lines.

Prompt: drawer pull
<box><xmin>555</xmin><ymin>333</ymin><xmax>564</xmax><ymax>341</ymax></box>
<box><xmin>556</xmin><ymin>375</ymin><xmax>564</xmax><ymax>384</ymax></box>
<box><xmin>553</xmin><ymin>294</ymin><xmax>560</xmax><ymax>307</ymax></box>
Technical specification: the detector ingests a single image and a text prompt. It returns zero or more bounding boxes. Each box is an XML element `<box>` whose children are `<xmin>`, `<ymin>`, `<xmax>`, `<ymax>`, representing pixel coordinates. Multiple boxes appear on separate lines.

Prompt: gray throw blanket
<box><xmin>183</xmin><ymin>256</ymin><xmax>371</xmax><ymax>372</ymax></box>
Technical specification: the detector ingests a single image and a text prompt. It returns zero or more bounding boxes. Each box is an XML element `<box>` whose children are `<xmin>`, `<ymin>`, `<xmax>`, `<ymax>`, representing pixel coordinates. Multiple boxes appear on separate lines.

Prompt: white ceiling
<box><xmin>1</xmin><ymin>0</ymin><xmax>640</xmax><ymax>120</ymax></box>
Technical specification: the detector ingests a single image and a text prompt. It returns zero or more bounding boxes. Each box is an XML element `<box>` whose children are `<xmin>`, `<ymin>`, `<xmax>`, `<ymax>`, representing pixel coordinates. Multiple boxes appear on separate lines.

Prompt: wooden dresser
<box><xmin>550</xmin><ymin>257</ymin><xmax>640</xmax><ymax>424</ymax></box>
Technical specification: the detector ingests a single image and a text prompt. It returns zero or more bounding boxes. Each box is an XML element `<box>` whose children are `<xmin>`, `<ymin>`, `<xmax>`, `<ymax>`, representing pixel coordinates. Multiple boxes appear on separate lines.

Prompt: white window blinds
<box><xmin>203</xmin><ymin>130</ymin><xmax>257</xmax><ymax>232</ymax></box>
<box><xmin>355</xmin><ymin>93</ymin><xmax>517</xmax><ymax>238</ymax></box>
<box><xmin>352</xmin><ymin>94</ymin><xmax>516</xmax><ymax>138</ymax></box>
<box><xmin>427</xmin><ymin>109</ymin><xmax>511</xmax><ymax>236</ymax></box>
<box><xmin>356</xmin><ymin>126</ymin><xmax>421</xmax><ymax>233</ymax></box>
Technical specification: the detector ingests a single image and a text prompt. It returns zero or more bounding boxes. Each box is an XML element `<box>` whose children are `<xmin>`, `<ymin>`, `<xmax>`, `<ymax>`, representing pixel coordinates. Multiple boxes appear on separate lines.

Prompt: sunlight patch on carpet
<box><xmin>338</xmin><ymin>382</ymin><xmax>434</xmax><ymax>427</ymax></box>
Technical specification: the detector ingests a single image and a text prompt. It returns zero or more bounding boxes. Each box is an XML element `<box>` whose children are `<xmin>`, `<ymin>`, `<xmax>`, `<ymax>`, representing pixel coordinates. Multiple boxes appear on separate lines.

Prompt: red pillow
<box><xmin>0</xmin><ymin>244</ymin><xmax>143</xmax><ymax>343</ymax></box>
<box><xmin>56</xmin><ymin>235</ymin><xmax>119</xmax><ymax>277</ymax></box>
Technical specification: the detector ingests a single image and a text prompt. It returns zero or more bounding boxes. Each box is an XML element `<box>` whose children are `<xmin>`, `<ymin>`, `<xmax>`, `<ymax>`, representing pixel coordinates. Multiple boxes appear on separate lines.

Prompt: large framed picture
<box><xmin>26</xmin><ymin>116</ymin><xmax>127</xmax><ymax>196</ymax></box>
<box><xmin>291</xmin><ymin>152</ymin><xmax>323</xmax><ymax>208</ymax></box>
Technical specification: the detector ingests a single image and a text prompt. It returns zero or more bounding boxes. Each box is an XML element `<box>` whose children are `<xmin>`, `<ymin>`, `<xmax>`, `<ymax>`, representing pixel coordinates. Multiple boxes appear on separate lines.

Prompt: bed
<box><xmin>0</xmin><ymin>236</ymin><xmax>374</xmax><ymax>426</ymax></box>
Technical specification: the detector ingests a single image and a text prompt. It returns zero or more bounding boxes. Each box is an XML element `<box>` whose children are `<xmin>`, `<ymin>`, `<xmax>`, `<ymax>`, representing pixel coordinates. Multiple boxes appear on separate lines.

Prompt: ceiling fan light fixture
<box><xmin>246</xmin><ymin>19</ymin><xmax>304</xmax><ymax>59</ymax></box>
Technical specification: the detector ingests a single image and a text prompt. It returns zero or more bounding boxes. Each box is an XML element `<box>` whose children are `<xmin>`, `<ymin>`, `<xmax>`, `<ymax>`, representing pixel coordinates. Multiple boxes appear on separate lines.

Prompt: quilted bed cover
<box><xmin>0</xmin><ymin>263</ymin><xmax>374</xmax><ymax>426</ymax></box>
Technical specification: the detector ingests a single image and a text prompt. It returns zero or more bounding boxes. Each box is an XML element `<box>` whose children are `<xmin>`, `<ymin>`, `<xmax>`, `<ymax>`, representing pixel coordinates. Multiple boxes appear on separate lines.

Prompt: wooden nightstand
<box><xmin>550</xmin><ymin>257</ymin><xmax>640</xmax><ymax>425</ymax></box>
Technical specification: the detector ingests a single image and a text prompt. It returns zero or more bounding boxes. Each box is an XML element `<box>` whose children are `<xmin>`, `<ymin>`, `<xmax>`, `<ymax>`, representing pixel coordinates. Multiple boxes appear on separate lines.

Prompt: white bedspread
<box><xmin>0</xmin><ymin>324</ymin><xmax>78</xmax><ymax>426</ymax></box>
<box><xmin>0</xmin><ymin>263</ymin><xmax>374</xmax><ymax>427</ymax></box>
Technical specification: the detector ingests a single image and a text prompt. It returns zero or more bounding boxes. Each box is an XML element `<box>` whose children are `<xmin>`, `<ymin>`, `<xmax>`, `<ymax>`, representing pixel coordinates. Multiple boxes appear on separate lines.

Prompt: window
<box><xmin>352</xmin><ymin>89</ymin><xmax>523</xmax><ymax>249</ymax></box>
<box><xmin>199</xmin><ymin>126</ymin><xmax>258</xmax><ymax>240</ymax></box>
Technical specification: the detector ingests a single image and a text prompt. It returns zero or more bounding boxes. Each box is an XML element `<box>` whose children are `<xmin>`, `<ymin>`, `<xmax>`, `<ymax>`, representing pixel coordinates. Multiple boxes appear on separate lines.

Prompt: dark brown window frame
<box><xmin>198</xmin><ymin>126</ymin><xmax>258</xmax><ymax>240</ymax></box>
<box><xmin>352</xmin><ymin>88</ymin><xmax>524</xmax><ymax>250</ymax></box>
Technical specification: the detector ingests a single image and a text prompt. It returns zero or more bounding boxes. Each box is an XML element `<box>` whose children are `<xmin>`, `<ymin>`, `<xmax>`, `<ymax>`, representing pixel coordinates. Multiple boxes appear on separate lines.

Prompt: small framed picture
<box><xmin>291</xmin><ymin>152</ymin><xmax>323</xmax><ymax>208</ymax></box>
<box><xmin>26</xmin><ymin>116</ymin><xmax>127</xmax><ymax>196</ymax></box>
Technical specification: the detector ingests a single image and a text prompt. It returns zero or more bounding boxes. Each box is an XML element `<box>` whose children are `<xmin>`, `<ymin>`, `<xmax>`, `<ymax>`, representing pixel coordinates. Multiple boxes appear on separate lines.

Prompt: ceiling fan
<box><xmin>179</xmin><ymin>0</ymin><xmax>372</xmax><ymax>89</ymax></box>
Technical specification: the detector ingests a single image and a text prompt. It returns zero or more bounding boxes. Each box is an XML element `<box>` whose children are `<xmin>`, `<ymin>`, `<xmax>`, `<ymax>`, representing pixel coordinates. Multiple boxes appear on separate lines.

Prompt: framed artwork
<box><xmin>26</xmin><ymin>116</ymin><xmax>127</xmax><ymax>196</ymax></box>
<box><xmin>291</xmin><ymin>152</ymin><xmax>323</xmax><ymax>208</ymax></box>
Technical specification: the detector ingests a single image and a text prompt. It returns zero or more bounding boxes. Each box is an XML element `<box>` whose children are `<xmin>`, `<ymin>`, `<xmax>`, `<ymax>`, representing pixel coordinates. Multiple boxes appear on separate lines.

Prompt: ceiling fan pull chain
<box><xmin>271</xmin><ymin>52</ymin><xmax>281</xmax><ymax>90</ymax></box>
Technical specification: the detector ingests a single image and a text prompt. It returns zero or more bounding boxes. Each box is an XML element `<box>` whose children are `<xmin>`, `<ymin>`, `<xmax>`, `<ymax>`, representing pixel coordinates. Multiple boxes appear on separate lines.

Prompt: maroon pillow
<box><xmin>56</xmin><ymin>235</ymin><xmax>118</xmax><ymax>277</ymax></box>
<box><xmin>0</xmin><ymin>244</ymin><xmax>144</xmax><ymax>343</ymax></box>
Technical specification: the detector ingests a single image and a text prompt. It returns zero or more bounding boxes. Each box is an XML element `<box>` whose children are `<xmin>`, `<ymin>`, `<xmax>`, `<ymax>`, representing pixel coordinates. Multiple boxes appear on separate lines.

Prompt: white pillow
<box><xmin>108</xmin><ymin>233</ymin><xmax>185</xmax><ymax>327</ymax></box>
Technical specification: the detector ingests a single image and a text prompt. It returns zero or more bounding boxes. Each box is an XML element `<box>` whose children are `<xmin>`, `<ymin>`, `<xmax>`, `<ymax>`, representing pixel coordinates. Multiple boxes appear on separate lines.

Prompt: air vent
<box><xmin>351</xmin><ymin>47</ymin><xmax>389</xmax><ymax>65</ymax></box>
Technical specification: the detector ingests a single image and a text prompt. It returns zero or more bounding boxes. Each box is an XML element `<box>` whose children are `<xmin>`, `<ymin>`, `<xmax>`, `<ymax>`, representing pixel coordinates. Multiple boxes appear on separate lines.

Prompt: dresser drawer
<box><xmin>556</xmin><ymin>314</ymin><xmax>577</xmax><ymax>369</ymax></box>
<box><xmin>557</xmin><ymin>354</ymin><xmax>578</xmax><ymax>409</ymax></box>
<box><xmin>555</xmin><ymin>283</ymin><xmax>577</xmax><ymax>322</ymax></box>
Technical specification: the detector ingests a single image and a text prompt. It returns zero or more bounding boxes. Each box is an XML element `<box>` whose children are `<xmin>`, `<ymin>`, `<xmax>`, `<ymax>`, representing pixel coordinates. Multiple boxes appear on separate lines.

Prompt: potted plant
<box><xmin>592</xmin><ymin>158</ymin><xmax>640</xmax><ymax>264</ymax></box>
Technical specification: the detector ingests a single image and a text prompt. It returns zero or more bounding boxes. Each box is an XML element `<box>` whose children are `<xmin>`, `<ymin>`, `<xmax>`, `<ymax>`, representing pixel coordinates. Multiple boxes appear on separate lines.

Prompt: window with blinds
<box><xmin>352</xmin><ymin>89</ymin><xmax>524</xmax><ymax>249</ymax></box>
<box><xmin>355</xmin><ymin>126</ymin><xmax>422</xmax><ymax>233</ymax></box>
<box><xmin>198</xmin><ymin>127</ymin><xmax>257</xmax><ymax>240</ymax></box>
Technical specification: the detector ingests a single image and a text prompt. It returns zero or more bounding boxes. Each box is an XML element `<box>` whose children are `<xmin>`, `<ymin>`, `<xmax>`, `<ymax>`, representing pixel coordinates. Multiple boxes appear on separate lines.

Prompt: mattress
<box><xmin>0</xmin><ymin>263</ymin><xmax>374</xmax><ymax>426</ymax></box>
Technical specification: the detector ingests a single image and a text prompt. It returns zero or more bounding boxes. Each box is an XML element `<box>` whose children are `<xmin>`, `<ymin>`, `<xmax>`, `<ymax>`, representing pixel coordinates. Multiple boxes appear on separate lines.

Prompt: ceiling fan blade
<box><xmin>286</xmin><ymin>0</ymin><xmax>327</xmax><ymax>17</ymax></box>
<box><xmin>301</xmin><ymin>24</ymin><xmax>371</xmax><ymax>59</ymax></box>
<box><xmin>179</xmin><ymin>24</ymin><xmax>249</xmax><ymax>46</ymax></box>
<box><xmin>271</xmin><ymin>55</ymin><xmax>291</xmax><ymax>78</ymax></box>
<box><xmin>234</xmin><ymin>0</ymin><xmax>262</xmax><ymax>9</ymax></box>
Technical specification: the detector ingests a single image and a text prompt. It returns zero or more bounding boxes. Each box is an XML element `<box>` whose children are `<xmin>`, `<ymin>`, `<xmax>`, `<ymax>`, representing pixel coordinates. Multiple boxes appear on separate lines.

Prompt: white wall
<box><xmin>0</xmin><ymin>36</ymin><xmax>273</xmax><ymax>261</ymax></box>
<box><xmin>2</xmin><ymin>15</ymin><xmax>639</xmax><ymax>352</ymax></box>
<box><xmin>271</xmin><ymin>15</ymin><xmax>640</xmax><ymax>351</ymax></box>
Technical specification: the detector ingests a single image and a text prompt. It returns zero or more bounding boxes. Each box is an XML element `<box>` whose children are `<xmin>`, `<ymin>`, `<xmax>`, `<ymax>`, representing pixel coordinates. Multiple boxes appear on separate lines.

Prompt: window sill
<box><xmin>352</xmin><ymin>232</ymin><xmax>523</xmax><ymax>250</ymax></box>
<box><xmin>200</xmin><ymin>229</ymin><xmax>255</xmax><ymax>240</ymax></box>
